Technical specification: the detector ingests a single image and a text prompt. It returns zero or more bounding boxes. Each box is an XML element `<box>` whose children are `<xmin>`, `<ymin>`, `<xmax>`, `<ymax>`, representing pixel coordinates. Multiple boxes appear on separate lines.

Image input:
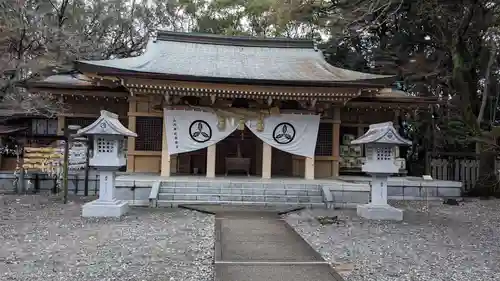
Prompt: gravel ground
<box><xmin>0</xmin><ymin>194</ymin><xmax>214</xmax><ymax>281</ymax></box>
<box><xmin>285</xmin><ymin>200</ymin><xmax>500</xmax><ymax>281</ymax></box>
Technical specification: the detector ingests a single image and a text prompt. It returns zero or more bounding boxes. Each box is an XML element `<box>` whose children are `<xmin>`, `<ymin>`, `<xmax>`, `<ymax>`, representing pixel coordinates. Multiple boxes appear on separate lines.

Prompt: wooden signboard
<box><xmin>68</xmin><ymin>141</ymin><xmax>87</xmax><ymax>170</ymax></box>
<box><xmin>23</xmin><ymin>142</ymin><xmax>88</xmax><ymax>174</ymax></box>
<box><xmin>23</xmin><ymin>147</ymin><xmax>63</xmax><ymax>175</ymax></box>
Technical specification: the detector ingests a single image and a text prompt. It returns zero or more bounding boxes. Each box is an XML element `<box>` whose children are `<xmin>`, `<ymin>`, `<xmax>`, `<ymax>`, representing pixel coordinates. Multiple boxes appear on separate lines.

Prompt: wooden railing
<box><xmin>430</xmin><ymin>158</ymin><xmax>500</xmax><ymax>191</ymax></box>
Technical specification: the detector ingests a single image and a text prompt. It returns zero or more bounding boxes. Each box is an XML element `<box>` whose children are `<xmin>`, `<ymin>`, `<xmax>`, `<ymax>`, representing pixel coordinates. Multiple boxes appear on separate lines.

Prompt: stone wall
<box><xmin>0</xmin><ymin>172</ymin><xmax>463</xmax><ymax>207</ymax></box>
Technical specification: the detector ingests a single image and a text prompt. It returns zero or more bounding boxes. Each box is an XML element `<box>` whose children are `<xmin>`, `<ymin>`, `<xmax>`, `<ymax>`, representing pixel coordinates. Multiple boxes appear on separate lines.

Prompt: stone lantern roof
<box><xmin>351</xmin><ymin>122</ymin><xmax>411</xmax><ymax>145</ymax></box>
<box><xmin>77</xmin><ymin>110</ymin><xmax>137</xmax><ymax>137</ymax></box>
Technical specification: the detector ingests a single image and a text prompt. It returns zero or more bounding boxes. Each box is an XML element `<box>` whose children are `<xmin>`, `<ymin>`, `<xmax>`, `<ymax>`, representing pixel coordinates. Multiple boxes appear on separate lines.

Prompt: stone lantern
<box><xmin>77</xmin><ymin>110</ymin><xmax>137</xmax><ymax>217</ymax></box>
<box><xmin>351</xmin><ymin>121</ymin><xmax>411</xmax><ymax>221</ymax></box>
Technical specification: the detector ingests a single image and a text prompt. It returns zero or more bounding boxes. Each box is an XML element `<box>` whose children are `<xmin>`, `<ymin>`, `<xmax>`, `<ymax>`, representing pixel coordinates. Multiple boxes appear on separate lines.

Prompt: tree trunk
<box><xmin>449</xmin><ymin>44</ymin><xmax>497</xmax><ymax>197</ymax></box>
<box><xmin>469</xmin><ymin>140</ymin><xmax>499</xmax><ymax>198</ymax></box>
<box><xmin>468</xmin><ymin>45</ymin><xmax>498</xmax><ymax>198</ymax></box>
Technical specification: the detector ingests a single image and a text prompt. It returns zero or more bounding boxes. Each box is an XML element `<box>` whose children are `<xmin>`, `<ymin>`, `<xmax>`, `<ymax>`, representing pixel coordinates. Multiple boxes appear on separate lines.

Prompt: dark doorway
<box><xmin>216</xmin><ymin>128</ymin><xmax>259</xmax><ymax>176</ymax></box>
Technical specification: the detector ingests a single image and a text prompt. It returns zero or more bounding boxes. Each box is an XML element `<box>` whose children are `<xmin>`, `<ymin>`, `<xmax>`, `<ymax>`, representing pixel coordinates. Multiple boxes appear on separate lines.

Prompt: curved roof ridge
<box><xmin>156</xmin><ymin>30</ymin><xmax>314</xmax><ymax>49</ymax></box>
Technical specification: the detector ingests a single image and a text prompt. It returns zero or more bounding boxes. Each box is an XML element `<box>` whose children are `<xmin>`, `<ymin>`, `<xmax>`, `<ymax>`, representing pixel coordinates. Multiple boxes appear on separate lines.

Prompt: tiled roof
<box><xmin>0</xmin><ymin>125</ymin><xmax>27</xmax><ymax>135</ymax></box>
<box><xmin>76</xmin><ymin>31</ymin><xmax>394</xmax><ymax>85</ymax></box>
<box><xmin>42</xmin><ymin>74</ymin><xmax>94</xmax><ymax>86</ymax></box>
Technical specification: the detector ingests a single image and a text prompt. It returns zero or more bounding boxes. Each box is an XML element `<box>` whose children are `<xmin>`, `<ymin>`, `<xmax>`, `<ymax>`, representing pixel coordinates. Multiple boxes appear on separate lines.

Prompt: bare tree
<box><xmin>0</xmin><ymin>0</ymin><xmax>169</xmax><ymax>117</ymax></box>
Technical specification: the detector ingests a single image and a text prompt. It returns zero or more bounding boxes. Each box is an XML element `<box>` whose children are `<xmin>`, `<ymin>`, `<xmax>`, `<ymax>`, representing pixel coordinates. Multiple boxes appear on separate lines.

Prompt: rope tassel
<box><xmin>238</xmin><ymin>118</ymin><xmax>245</xmax><ymax>130</ymax></box>
<box><xmin>217</xmin><ymin>116</ymin><xmax>226</xmax><ymax>130</ymax></box>
<box><xmin>257</xmin><ymin>118</ymin><xmax>264</xmax><ymax>132</ymax></box>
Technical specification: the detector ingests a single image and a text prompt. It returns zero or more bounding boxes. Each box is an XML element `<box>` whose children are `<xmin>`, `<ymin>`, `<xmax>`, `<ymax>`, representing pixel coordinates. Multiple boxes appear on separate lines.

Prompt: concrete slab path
<box><xmin>213</xmin><ymin>210</ymin><xmax>344</xmax><ymax>281</ymax></box>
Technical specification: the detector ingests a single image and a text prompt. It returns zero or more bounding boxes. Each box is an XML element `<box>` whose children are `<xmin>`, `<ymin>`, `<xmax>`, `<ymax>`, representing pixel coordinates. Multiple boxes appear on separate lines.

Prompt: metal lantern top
<box><xmin>351</xmin><ymin>122</ymin><xmax>411</xmax><ymax>146</ymax></box>
<box><xmin>76</xmin><ymin>110</ymin><xmax>137</xmax><ymax>137</ymax></box>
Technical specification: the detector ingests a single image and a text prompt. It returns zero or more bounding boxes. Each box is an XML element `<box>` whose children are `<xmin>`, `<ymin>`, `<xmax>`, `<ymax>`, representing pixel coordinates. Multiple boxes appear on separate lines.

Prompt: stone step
<box><xmin>156</xmin><ymin>200</ymin><xmax>325</xmax><ymax>208</ymax></box>
<box><xmin>159</xmin><ymin>187</ymin><xmax>322</xmax><ymax>196</ymax></box>
<box><xmin>161</xmin><ymin>182</ymin><xmax>321</xmax><ymax>190</ymax></box>
<box><xmin>157</xmin><ymin>193</ymin><xmax>324</xmax><ymax>203</ymax></box>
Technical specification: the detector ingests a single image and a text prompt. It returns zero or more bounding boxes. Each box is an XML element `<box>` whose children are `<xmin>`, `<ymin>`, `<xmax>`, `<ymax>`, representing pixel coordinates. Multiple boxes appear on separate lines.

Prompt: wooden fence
<box><xmin>430</xmin><ymin>158</ymin><xmax>500</xmax><ymax>191</ymax></box>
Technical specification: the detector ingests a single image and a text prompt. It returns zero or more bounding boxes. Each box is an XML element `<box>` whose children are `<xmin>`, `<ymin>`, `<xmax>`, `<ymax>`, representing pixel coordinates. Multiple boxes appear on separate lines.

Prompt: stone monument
<box><xmin>77</xmin><ymin>110</ymin><xmax>137</xmax><ymax>217</ymax></box>
<box><xmin>352</xmin><ymin>121</ymin><xmax>411</xmax><ymax>221</ymax></box>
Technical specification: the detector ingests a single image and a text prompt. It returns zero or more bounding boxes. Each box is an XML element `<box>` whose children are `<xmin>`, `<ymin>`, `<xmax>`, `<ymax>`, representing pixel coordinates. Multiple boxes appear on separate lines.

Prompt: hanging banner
<box><xmin>164</xmin><ymin>110</ymin><xmax>238</xmax><ymax>155</ymax></box>
<box><xmin>246</xmin><ymin>114</ymin><xmax>320</xmax><ymax>158</ymax></box>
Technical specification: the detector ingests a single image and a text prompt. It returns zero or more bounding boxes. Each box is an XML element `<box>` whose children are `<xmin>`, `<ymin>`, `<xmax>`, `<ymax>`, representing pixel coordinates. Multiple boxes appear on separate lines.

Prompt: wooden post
<box><xmin>394</xmin><ymin>109</ymin><xmax>401</xmax><ymax>158</ymax></box>
<box><xmin>355</xmin><ymin>126</ymin><xmax>363</xmax><ymax>138</ymax></box>
<box><xmin>332</xmin><ymin>108</ymin><xmax>341</xmax><ymax>177</ymax></box>
<box><xmin>429</xmin><ymin>106</ymin><xmax>437</xmax><ymax>156</ymax></box>
<box><xmin>84</xmin><ymin>141</ymin><xmax>90</xmax><ymax>196</ymax></box>
<box><xmin>34</xmin><ymin>173</ymin><xmax>40</xmax><ymax>193</ymax></box>
<box><xmin>206</xmin><ymin>144</ymin><xmax>216</xmax><ymax>178</ymax></box>
<box><xmin>262</xmin><ymin>142</ymin><xmax>272</xmax><ymax>179</ymax></box>
<box><xmin>57</xmin><ymin>116</ymin><xmax>65</xmax><ymax>136</ymax></box>
<box><xmin>305</xmin><ymin>157</ymin><xmax>315</xmax><ymax>180</ymax></box>
<box><xmin>0</xmin><ymin>137</ymin><xmax>3</xmax><ymax>171</ymax></box>
<box><xmin>127</xmin><ymin>99</ymin><xmax>137</xmax><ymax>172</ymax></box>
<box><xmin>393</xmin><ymin>109</ymin><xmax>400</xmax><ymax>129</ymax></box>
<box><xmin>62</xmin><ymin>134</ymin><xmax>69</xmax><ymax>204</ymax></box>
<box><xmin>19</xmin><ymin>168</ymin><xmax>25</xmax><ymax>194</ymax></box>
<box><xmin>160</xmin><ymin>108</ymin><xmax>171</xmax><ymax>177</ymax></box>
<box><xmin>74</xmin><ymin>174</ymin><xmax>79</xmax><ymax>195</ymax></box>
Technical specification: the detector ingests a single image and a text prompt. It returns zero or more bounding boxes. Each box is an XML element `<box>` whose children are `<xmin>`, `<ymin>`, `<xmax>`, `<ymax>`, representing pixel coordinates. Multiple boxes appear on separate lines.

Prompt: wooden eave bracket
<box><xmin>83</xmin><ymin>72</ymin><xmax>120</xmax><ymax>82</ymax></box>
<box><xmin>267</xmin><ymin>97</ymin><xmax>273</xmax><ymax>106</ymax></box>
<box><xmin>356</xmin><ymin>88</ymin><xmax>373</xmax><ymax>97</ymax></box>
<box><xmin>164</xmin><ymin>93</ymin><xmax>171</xmax><ymax>105</ymax></box>
<box><xmin>309</xmin><ymin>98</ymin><xmax>317</xmax><ymax>110</ymax></box>
<box><xmin>338</xmin><ymin>89</ymin><xmax>363</xmax><ymax>106</ymax></box>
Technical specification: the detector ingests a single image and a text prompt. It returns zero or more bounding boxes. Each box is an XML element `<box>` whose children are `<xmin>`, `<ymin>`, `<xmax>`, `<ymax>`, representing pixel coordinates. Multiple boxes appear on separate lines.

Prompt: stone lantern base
<box><xmin>82</xmin><ymin>199</ymin><xmax>129</xmax><ymax>218</ymax></box>
<box><xmin>357</xmin><ymin>203</ymin><xmax>403</xmax><ymax>221</ymax></box>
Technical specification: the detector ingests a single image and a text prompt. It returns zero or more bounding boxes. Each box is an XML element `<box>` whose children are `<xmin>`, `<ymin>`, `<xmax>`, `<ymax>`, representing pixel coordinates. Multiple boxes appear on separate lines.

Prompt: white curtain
<box><xmin>246</xmin><ymin>114</ymin><xmax>320</xmax><ymax>158</ymax></box>
<box><xmin>164</xmin><ymin>110</ymin><xmax>238</xmax><ymax>155</ymax></box>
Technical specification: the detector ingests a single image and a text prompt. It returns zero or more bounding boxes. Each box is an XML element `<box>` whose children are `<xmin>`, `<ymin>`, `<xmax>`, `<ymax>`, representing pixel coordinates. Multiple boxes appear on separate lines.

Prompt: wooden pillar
<box><xmin>160</xmin><ymin>108</ymin><xmax>171</xmax><ymax>177</ymax></box>
<box><xmin>57</xmin><ymin>115</ymin><xmax>65</xmax><ymax>136</ymax></box>
<box><xmin>57</xmin><ymin>94</ymin><xmax>65</xmax><ymax>137</ymax></box>
<box><xmin>0</xmin><ymin>137</ymin><xmax>3</xmax><ymax>170</ymax></box>
<box><xmin>262</xmin><ymin>142</ymin><xmax>272</xmax><ymax>179</ymax></box>
<box><xmin>357</xmin><ymin>126</ymin><xmax>364</xmax><ymax>138</ymax></box>
<box><xmin>206</xmin><ymin>144</ymin><xmax>216</xmax><ymax>178</ymax></box>
<box><xmin>304</xmin><ymin>157</ymin><xmax>315</xmax><ymax>180</ymax></box>
<box><xmin>393</xmin><ymin>109</ymin><xmax>400</xmax><ymax>129</ymax></box>
<box><xmin>127</xmin><ymin>99</ymin><xmax>136</xmax><ymax>172</ymax></box>
<box><xmin>332</xmin><ymin>108</ymin><xmax>341</xmax><ymax>177</ymax></box>
<box><xmin>394</xmin><ymin>109</ymin><xmax>400</xmax><ymax>157</ymax></box>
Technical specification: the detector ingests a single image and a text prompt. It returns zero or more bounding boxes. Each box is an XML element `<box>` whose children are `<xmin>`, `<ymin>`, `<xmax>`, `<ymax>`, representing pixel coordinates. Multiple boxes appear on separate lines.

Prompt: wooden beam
<box><xmin>127</xmin><ymin>112</ymin><xmax>163</xmax><ymax>117</ymax></box>
<box><xmin>34</xmin><ymin>89</ymin><xmax>129</xmax><ymax>98</ymax></box>
<box><xmin>347</xmin><ymin>101</ymin><xmax>438</xmax><ymax>108</ymax></box>
<box><xmin>128</xmin><ymin>151</ymin><xmax>162</xmax><ymax>156</ymax></box>
<box><xmin>124</xmin><ymin>77</ymin><xmax>364</xmax><ymax>95</ymax></box>
<box><xmin>58</xmin><ymin>113</ymin><xmax>99</xmax><ymax>118</ymax></box>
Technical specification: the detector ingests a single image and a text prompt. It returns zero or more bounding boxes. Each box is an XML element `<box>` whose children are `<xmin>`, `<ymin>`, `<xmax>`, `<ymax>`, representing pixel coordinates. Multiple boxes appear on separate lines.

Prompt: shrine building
<box><xmin>22</xmin><ymin>31</ymin><xmax>438</xmax><ymax>179</ymax></box>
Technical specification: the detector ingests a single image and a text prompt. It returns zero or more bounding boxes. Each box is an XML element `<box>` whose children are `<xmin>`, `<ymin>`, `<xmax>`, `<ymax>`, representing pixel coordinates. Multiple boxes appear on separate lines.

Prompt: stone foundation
<box><xmin>82</xmin><ymin>199</ymin><xmax>129</xmax><ymax>217</ymax></box>
<box><xmin>357</xmin><ymin>203</ymin><xmax>403</xmax><ymax>221</ymax></box>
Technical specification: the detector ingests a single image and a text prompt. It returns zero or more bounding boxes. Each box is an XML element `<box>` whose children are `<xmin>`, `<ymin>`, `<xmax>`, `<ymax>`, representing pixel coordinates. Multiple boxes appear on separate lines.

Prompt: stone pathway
<box><xmin>213</xmin><ymin>210</ymin><xmax>344</xmax><ymax>281</ymax></box>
